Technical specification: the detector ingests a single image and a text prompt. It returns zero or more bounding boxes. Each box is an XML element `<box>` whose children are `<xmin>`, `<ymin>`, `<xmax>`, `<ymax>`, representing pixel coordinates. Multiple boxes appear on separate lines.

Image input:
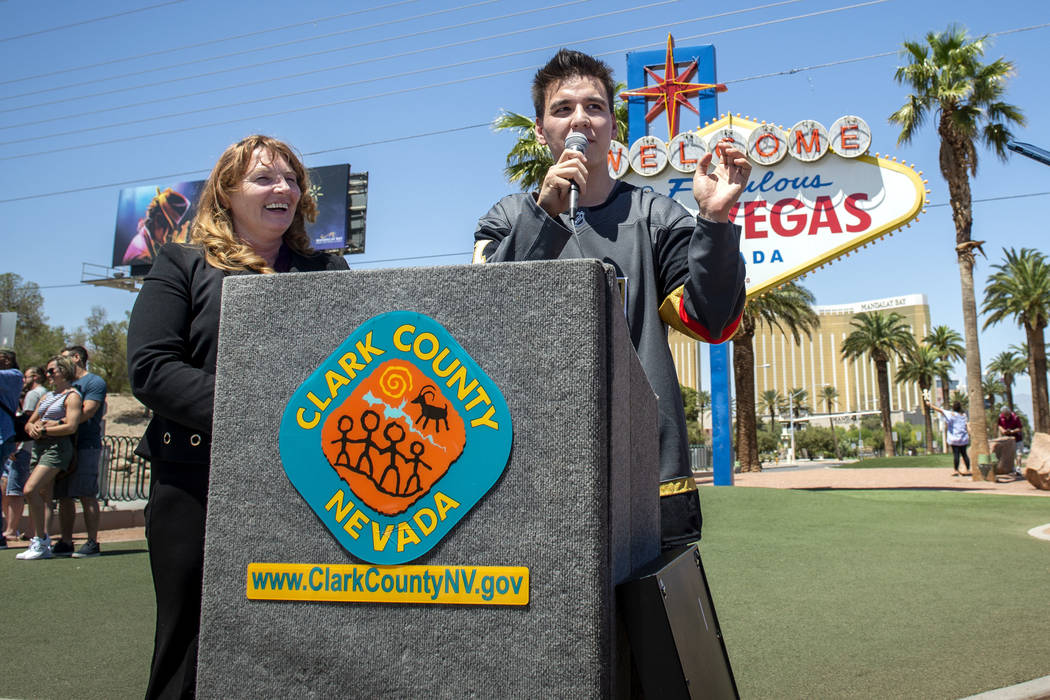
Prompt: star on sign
<box><xmin>619</xmin><ymin>34</ymin><xmax>728</xmax><ymax>141</ymax></box>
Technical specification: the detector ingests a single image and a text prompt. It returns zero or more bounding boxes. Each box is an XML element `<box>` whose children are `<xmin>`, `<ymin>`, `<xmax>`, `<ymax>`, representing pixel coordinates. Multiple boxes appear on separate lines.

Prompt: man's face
<box><xmin>0</xmin><ymin>354</ymin><xmax>11</xmax><ymax>370</ymax></box>
<box><xmin>535</xmin><ymin>75</ymin><xmax>616</xmax><ymax>165</ymax></box>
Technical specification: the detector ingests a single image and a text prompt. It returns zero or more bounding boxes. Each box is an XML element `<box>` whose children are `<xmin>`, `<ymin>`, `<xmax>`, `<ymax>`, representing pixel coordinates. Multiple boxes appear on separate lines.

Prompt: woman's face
<box><xmin>227</xmin><ymin>147</ymin><xmax>301</xmax><ymax>248</ymax></box>
<box><xmin>45</xmin><ymin>362</ymin><xmax>68</xmax><ymax>389</ymax></box>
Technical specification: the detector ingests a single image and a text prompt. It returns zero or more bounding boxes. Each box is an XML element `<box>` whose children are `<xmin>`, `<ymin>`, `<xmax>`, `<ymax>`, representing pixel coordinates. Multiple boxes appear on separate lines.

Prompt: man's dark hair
<box><xmin>952</xmin><ymin>402</ymin><xmax>963</xmax><ymax>413</ymax></box>
<box><xmin>0</xmin><ymin>349</ymin><xmax>17</xmax><ymax>370</ymax></box>
<box><xmin>532</xmin><ymin>49</ymin><xmax>616</xmax><ymax>119</ymax></box>
<box><xmin>63</xmin><ymin>344</ymin><xmax>89</xmax><ymax>365</ymax></box>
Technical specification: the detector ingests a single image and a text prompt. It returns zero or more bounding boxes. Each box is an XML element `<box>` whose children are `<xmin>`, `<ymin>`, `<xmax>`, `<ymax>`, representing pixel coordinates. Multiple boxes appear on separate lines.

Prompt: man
<box><xmin>52</xmin><ymin>345</ymin><xmax>107</xmax><ymax>557</ymax></box>
<box><xmin>3</xmin><ymin>366</ymin><xmax>46</xmax><ymax>541</ymax></box>
<box><xmin>997</xmin><ymin>406</ymin><xmax>1024</xmax><ymax>474</ymax></box>
<box><xmin>0</xmin><ymin>350</ymin><xmax>25</xmax><ymax>550</ymax></box>
<box><xmin>473</xmin><ymin>49</ymin><xmax>748</xmax><ymax>548</ymax></box>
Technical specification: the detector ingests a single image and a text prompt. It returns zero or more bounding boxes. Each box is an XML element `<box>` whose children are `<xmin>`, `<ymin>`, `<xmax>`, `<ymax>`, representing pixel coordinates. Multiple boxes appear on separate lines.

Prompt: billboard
<box><xmin>111</xmin><ymin>164</ymin><xmax>364</xmax><ymax>270</ymax></box>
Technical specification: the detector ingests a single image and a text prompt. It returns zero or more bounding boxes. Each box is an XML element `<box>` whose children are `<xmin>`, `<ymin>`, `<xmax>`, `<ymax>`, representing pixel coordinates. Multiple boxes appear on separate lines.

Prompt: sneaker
<box><xmin>51</xmin><ymin>540</ymin><xmax>74</xmax><ymax>556</ymax></box>
<box><xmin>72</xmin><ymin>541</ymin><xmax>101</xmax><ymax>558</ymax></box>
<box><xmin>19</xmin><ymin>536</ymin><xmax>53</xmax><ymax>560</ymax></box>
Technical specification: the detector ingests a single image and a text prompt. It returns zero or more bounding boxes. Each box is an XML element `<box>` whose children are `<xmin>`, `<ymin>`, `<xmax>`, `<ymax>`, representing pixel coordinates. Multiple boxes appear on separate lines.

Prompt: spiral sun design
<box><xmin>378</xmin><ymin>365</ymin><xmax>413</xmax><ymax>400</ymax></box>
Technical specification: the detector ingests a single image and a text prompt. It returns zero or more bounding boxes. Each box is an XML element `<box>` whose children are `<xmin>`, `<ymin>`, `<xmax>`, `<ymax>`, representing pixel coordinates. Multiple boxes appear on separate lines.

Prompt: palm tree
<box><xmin>493</xmin><ymin>82</ymin><xmax>629</xmax><ymax>192</ymax></box>
<box><xmin>821</xmin><ymin>385</ymin><xmax>840</xmax><ymax>458</ymax></box>
<box><xmin>759</xmin><ymin>389</ymin><xmax>787</xmax><ymax>433</ymax></box>
<box><xmin>923</xmin><ymin>325</ymin><xmax>965</xmax><ymax>405</ymax></box>
<box><xmin>896</xmin><ymin>344</ymin><xmax>950</xmax><ymax>453</ymax></box>
<box><xmin>890</xmin><ymin>25</ymin><xmax>1024</xmax><ymax>466</ymax></box>
<box><xmin>949</xmin><ymin>389</ymin><xmax>969</xmax><ymax>409</ymax></box>
<box><xmin>787</xmin><ymin>387</ymin><xmax>810</xmax><ymax>417</ymax></box>
<box><xmin>986</xmin><ymin>350</ymin><xmax>1027</xmax><ymax>412</ymax></box>
<box><xmin>697</xmin><ymin>389</ymin><xmax>711</xmax><ymax>438</ymax></box>
<box><xmin>982</xmin><ymin>375</ymin><xmax>1005</xmax><ymax>412</ymax></box>
<box><xmin>982</xmin><ymin>247</ymin><xmax>1050</xmax><ymax>433</ymax></box>
<box><xmin>841</xmin><ymin>311</ymin><xmax>916</xmax><ymax>456</ymax></box>
<box><xmin>734</xmin><ymin>283</ymin><xmax>819</xmax><ymax>472</ymax></box>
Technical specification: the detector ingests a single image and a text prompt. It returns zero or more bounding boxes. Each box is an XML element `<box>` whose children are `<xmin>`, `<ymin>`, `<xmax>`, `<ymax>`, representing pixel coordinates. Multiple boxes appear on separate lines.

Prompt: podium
<box><xmin>195</xmin><ymin>260</ymin><xmax>660</xmax><ymax>698</ymax></box>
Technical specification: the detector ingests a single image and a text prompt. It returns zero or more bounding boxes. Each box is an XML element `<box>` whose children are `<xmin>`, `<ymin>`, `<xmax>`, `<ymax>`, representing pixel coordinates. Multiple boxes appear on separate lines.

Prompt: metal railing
<box><xmin>98</xmin><ymin>436</ymin><xmax>150</xmax><ymax>502</ymax></box>
<box><xmin>689</xmin><ymin>444</ymin><xmax>711</xmax><ymax>472</ymax></box>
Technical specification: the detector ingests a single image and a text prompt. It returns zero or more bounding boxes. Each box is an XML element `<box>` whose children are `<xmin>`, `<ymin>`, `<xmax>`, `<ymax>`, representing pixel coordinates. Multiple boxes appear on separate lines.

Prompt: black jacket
<box><xmin>128</xmin><ymin>242</ymin><xmax>348</xmax><ymax>469</ymax></box>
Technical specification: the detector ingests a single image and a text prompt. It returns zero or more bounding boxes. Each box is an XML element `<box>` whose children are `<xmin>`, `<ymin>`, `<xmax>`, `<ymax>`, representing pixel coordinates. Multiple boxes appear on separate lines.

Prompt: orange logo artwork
<box><xmin>320</xmin><ymin>360</ymin><xmax>466</xmax><ymax>516</ymax></box>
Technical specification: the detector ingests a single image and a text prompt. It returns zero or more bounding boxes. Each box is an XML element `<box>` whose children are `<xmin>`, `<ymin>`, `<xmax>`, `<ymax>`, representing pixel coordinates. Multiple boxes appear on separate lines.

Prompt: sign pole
<box><xmin>710</xmin><ymin>343</ymin><xmax>734</xmax><ymax>485</ymax></box>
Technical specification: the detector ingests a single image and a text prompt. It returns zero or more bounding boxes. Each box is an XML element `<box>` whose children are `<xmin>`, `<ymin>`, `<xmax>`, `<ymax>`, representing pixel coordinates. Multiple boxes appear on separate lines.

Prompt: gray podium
<box><xmin>196</xmin><ymin>259</ymin><xmax>660</xmax><ymax>698</ymax></box>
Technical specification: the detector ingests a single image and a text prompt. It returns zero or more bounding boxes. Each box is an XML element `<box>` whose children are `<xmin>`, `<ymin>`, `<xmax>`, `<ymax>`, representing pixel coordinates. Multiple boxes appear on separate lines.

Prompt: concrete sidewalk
<box><xmin>4</xmin><ymin>498</ymin><xmax>146</xmax><ymax>546</ymax></box>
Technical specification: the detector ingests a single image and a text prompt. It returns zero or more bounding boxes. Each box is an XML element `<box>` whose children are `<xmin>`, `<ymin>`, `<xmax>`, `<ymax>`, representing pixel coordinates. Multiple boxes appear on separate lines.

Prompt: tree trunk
<box><xmin>1004</xmin><ymin>377</ymin><xmax>1015</xmax><ymax>413</ymax></box>
<box><xmin>732</xmin><ymin>322</ymin><xmax>761</xmax><ymax>472</ymax></box>
<box><xmin>828</xmin><ymin>411</ymin><xmax>840</xmax><ymax>459</ymax></box>
<box><xmin>939</xmin><ymin>371</ymin><xmax>951</xmax><ymax>453</ymax></box>
<box><xmin>922</xmin><ymin>393</ymin><xmax>934</xmax><ymax>454</ymax></box>
<box><xmin>1025</xmin><ymin>322</ymin><xmax>1050</xmax><ymax>434</ymax></box>
<box><xmin>875</xmin><ymin>358</ymin><xmax>895</xmax><ymax>456</ymax></box>
<box><xmin>958</xmin><ymin>256</ymin><xmax>991</xmax><ymax>479</ymax></box>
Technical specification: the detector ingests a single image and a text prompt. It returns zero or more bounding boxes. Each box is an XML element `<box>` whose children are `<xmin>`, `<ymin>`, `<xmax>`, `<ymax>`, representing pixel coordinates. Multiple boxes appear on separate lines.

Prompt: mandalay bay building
<box><xmin>670</xmin><ymin>293</ymin><xmax>934</xmax><ymax>422</ymax></box>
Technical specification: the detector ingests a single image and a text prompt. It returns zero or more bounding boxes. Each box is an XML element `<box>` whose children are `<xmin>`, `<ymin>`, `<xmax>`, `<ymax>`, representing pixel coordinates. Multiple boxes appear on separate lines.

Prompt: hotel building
<box><xmin>669</xmin><ymin>293</ymin><xmax>933</xmax><ymax>418</ymax></box>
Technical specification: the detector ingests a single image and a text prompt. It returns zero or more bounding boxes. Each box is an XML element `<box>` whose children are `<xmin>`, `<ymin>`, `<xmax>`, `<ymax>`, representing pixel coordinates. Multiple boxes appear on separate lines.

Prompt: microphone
<box><xmin>564</xmin><ymin>130</ymin><xmax>589</xmax><ymax>220</ymax></box>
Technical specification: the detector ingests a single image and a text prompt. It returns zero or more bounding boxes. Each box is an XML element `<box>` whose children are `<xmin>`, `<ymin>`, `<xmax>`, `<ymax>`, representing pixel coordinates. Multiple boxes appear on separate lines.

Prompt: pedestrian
<box><xmin>929</xmin><ymin>401</ymin><xmax>970</xmax><ymax>476</ymax></box>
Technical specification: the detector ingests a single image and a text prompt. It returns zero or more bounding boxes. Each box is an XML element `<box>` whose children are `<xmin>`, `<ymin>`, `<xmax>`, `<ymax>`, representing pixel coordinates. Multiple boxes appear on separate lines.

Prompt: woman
<box><xmin>3</xmin><ymin>366</ymin><xmax>47</xmax><ymax>541</ymax></box>
<box><xmin>929</xmin><ymin>401</ymin><xmax>970</xmax><ymax>476</ymax></box>
<box><xmin>17</xmin><ymin>356</ymin><xmax>82</xmax><ymax>560</ymax></box>
<box><xmin>128</xmin><ymin>135</ymin><xmax>349</xmax><ymax>699</ymax></box>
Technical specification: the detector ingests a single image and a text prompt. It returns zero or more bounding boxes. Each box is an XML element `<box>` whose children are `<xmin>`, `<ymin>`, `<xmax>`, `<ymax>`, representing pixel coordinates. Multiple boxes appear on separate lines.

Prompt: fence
<box><xmin>98</xmin><ymin>435</ymin><xmax>150</xmax><ymax>503</ymax></box>
<box><xmin>689</xmin><ymin>444</ymin><xmax>711</xmax><ymax>472</ymax></box>
<box><xmin>96</xmin><ymin>438</ymin><xmax>712</xmax><ymax>499</ymax></box>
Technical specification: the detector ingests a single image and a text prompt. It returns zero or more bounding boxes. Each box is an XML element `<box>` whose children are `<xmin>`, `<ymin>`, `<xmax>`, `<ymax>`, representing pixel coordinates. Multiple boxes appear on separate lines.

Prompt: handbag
<box><xmin>0</xmin><ymin>399</ymin><xmax>30</xmax><ymax>443</ymax></box>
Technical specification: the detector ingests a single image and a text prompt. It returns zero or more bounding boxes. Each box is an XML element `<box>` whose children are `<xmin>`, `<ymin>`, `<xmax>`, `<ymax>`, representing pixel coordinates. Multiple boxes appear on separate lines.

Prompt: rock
<box><xmin>988</xmin><ymin>437</ymin><xmax>1016</xmax><ymax>475</ymax></box>
<box><xmin>1024</xmin><ymin>432</ymin><xmax>1050</xmax><ymax>490</ymax></box>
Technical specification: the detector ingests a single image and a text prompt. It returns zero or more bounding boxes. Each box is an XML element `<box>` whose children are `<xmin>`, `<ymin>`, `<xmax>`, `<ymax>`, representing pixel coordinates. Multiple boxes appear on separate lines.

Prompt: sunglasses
<box><xmin>46</xmin><ymin>368</ymin><xmax>59</xmax><ymax>376</ymax></box>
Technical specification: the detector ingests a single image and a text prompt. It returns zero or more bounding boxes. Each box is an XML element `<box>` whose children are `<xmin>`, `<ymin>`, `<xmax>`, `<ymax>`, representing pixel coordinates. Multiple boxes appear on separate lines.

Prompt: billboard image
<box><xmin>111</xmin><ymin>164</ymin><xmax>361</xmax><ymax>270</ymax></box>
<box><xmin>112</xmin><ymin>181</ymin><xmax>202</xmax><ymax>268</ymax></box>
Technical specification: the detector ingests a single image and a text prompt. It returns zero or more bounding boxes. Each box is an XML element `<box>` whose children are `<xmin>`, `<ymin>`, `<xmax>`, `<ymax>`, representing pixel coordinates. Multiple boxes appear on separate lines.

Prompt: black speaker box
<box><xmin>618</xmin><ymin>545</ymin><xmax>738</xmax><ymax>699</ymax></box>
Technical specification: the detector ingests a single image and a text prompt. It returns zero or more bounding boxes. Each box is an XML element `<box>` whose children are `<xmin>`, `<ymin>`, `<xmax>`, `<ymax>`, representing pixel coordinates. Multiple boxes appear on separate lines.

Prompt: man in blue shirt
<box><xmin>52</xmin><ymin>345</ymin><xmax>107</xmax><ymax>558</ymax></box>
<box><xmin>0</xmin><ymin>350</ymin><xmax>24</xmax><ymax>550</ymax></box>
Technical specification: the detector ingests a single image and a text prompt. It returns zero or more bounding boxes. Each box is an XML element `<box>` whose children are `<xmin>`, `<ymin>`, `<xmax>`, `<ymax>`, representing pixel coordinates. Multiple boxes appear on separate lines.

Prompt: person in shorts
<box><xmin>51</xmin><ymin>346</ymin><xmax>107</xmax><ymax>558</ymax></box>
<box><xmin>3</xmin><ymin>366</ymin><xmax>46</xmax><ymax>541</ymax></box>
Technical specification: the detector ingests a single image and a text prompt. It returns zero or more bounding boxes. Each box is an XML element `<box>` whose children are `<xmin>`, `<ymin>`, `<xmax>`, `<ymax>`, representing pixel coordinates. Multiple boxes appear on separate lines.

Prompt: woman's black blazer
<box><xmin>128</xmin><ymin>242</ymin><xmax>349</xmax><ymax>468</ymax></box>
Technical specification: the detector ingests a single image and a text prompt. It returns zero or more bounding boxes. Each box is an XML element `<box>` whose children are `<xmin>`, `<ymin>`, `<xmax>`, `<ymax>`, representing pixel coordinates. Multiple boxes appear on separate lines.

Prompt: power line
<box><xmin>0</xmin><ymin>0</ymin><xmax>605</xmax><ymax>133</ymax></box>
<box><xmin>0</xmin><ymin>0</ymin><xmax>187</xmax><ymax>43</ymax></box>
<box><xmin>4</xmin><ymin>15</ymin><xmax>1047</xmax><ymax>199</ymax></box>
<box><xmin>0</xmin><ymin>0</ymin><xmax>600</xmax><ymax>117</ymax></box>
<box><xmin>0</xmin><ymin>0</ymin><xmax>422</xmax><ymax>86</ymax></box>
<box><xmin>0</xmin><ymin>0</ymin><xmax>508</xmax><ymax>102</ymax></box>
<box><xmin>722</xmin><ymin>22</ymin><xmax>1050</xmax><ymax>84</ymax></box>
<box><xmin>0</xmin><ymin>122</ymin><xmax>492</xmax><ymax>203</ymax></box>
<box><xmin>1</xmin><ymin>0</ymin><xmax>867</xmax><ymax>159</ymax></box>
<box><xmin>926</xmin><ymin>192</ymin><xmax>1050</xmax><ymax>207</ymax></box>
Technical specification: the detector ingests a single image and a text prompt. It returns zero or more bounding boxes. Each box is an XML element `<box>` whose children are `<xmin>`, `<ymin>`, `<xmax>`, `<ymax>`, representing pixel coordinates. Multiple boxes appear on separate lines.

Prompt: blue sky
<box><xmin>1</xmin><ymin>0</ymin><xmax>1047</xmax><ymax>412</ymax></box>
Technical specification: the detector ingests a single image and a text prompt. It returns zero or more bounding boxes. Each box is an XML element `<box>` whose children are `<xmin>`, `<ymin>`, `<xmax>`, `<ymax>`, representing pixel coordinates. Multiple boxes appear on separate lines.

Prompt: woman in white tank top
<box><xmin>17</xmin><ymin>355</ymin><xmax>83</xmax><ymax>560</ymax></box>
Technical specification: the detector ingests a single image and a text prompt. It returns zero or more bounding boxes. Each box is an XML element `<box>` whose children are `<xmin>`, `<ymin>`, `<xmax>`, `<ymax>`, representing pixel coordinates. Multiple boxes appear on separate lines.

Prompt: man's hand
<box><xmin>537</xmin><ymin>148</ymin><xmax>588</xmax><ymax>219</ymax></box>
<box><xmin>693</xmin><ymin>138</ymin><xmax>751</xmax><ymax>223</ymax></box>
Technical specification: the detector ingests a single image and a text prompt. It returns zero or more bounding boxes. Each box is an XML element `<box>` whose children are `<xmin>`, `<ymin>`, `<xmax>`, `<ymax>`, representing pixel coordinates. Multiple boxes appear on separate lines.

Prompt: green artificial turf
<box><xmin>4</xmin><ymin>488</ymin><xmax>1050</xmax><ymax>699</ymax></box>
<box><xmin>1</xmin><ymin>540</ymin><xmax>154</xmax><ymax>699</ymax></box>
<box><xmin>839</xmin><ymin>453</ymin><xmax>955</xmax><ymax>469</ymax></box>
<box><xmin>699</xmin><ymin>486</ymin><xmax>1050</xmax><ymax>699</ymax></box>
